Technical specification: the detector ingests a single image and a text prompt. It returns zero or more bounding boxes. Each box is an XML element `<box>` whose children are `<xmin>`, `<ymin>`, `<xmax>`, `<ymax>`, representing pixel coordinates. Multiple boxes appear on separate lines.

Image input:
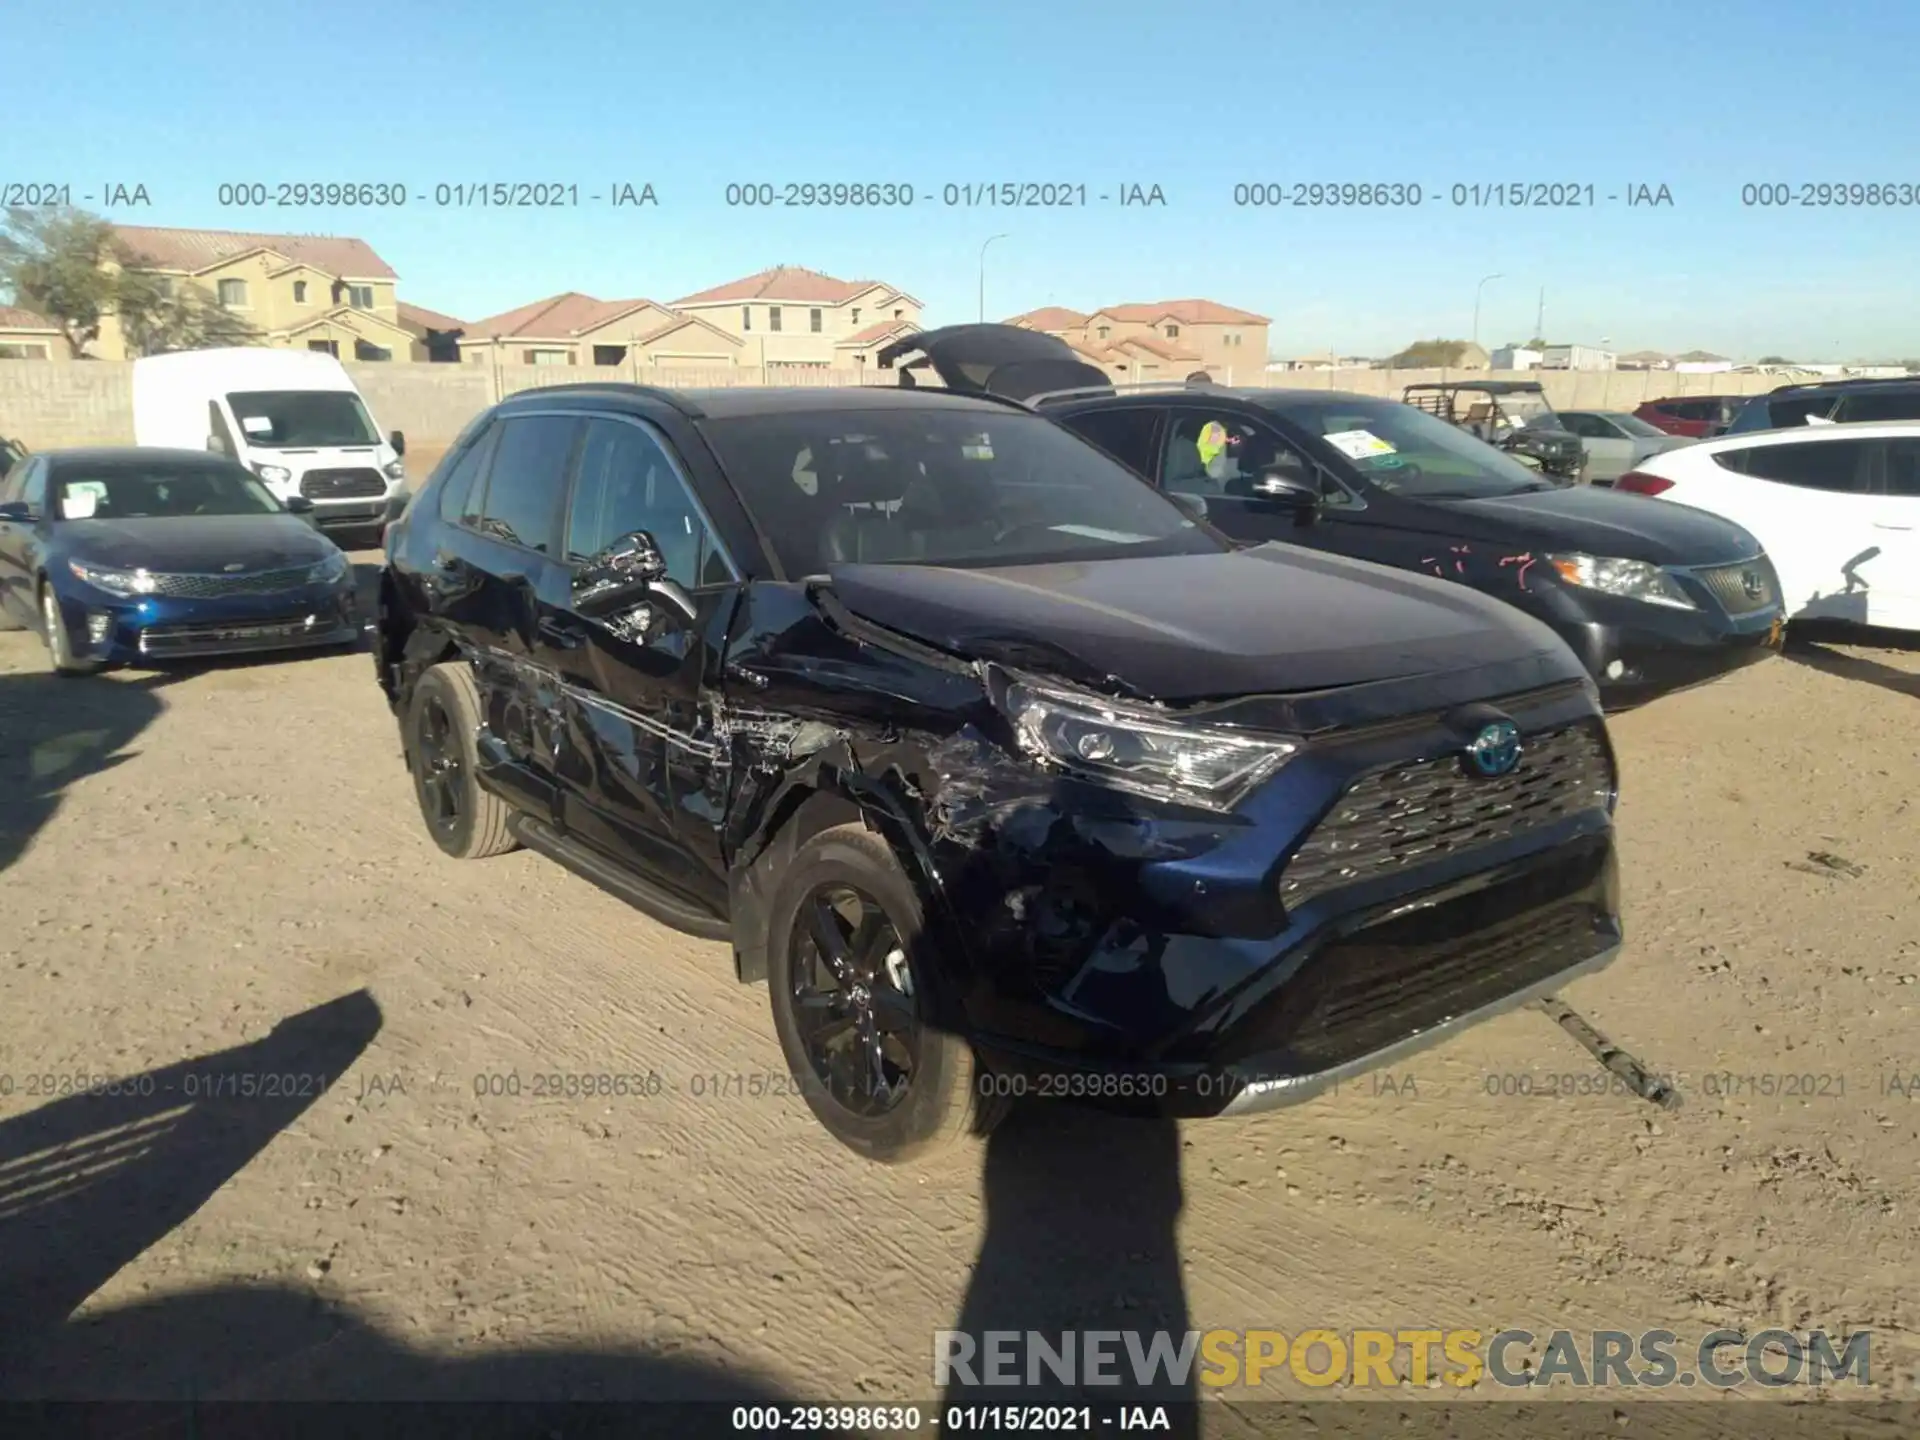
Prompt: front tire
<box><xmin>405</xmin><ymin>661</ymin><xmax>517</xmax><ymax>860</ymax></box>
<box><xmin>766</xmin><ymin>823</ymin><xmax>1006</xmax><ymax>1164</ymax></box>
<box><xmin>40</xmin><ymin>584</ymin><xmax>102</xmax><ymax>676</ymax></box>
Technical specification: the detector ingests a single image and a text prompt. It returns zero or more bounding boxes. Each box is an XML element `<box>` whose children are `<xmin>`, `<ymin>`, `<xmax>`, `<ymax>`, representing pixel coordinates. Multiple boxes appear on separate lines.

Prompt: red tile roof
<box><xmin>838</xmin><ymin>319</ymin><xmax>918</xmax><ymax>347</ymax></box>
<box><xmin>1006</xmin><ymin>306</ymin><xmax>1088</xmax><ymax>332</ymax></box>
<box><xmin>1093</xmin><ymin>298</ymin><xmax>1270</xmax><ymax>325</ymax></box>
<box><xmin>672</xmin><ymin>265</ymin><xmax>892</xmax><ymax>306</ymax></box>
<box><xmin>463</xmin><ymin>292</ymin><xmax>664</xmax><ymax>339</ymax></box>
<box><xmin>632</xmin><ymin>314</ymin><xmax>743</xmax><ymax>348</ymax></box>
<box><xmin>0</xmin><ymin>306</ymin><xmax>59</xmax><ymax>331</ymax></box>
<box><xmin>397</xmin><ymin>302</ymin><xmax>466</xmax><ymax>333</ymax></box>
<box><xmin>1109</xmin><ymin>333</ymin><xmax>1203</xmax><ymax>363</ymax></box>
<box><xmin>112</xmin><ymin>225</ymin><xmax>398</xmax><ymax>280</ymax></box>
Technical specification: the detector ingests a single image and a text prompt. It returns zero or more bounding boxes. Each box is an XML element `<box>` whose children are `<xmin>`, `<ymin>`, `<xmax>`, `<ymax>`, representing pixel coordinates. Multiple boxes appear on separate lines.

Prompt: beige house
<box><xmin>670</xmin><ymin>266</ymin><xmax>921</xmax><ymax>371</ymax></box>
<box><xmin>397</xmin><ymin>302</ymin><xmax>467</xmax><ymax>363</ymax></box>
<box><xmin>0</xmin><ymin>306</ymin><xmax>61</xmax><ymax>359</ymax></box>
<box><xmin>86</xmin><ymin>226</ymin><xmax>414</xmax><ymax>362</ymax></box>
<box><xmin>458</xmin><ymin>292</ymin><xmax>746</xmax><ymax>371</ymax></box>
<box><xmin>1007</xmin><ymin>299</ymin><xmax>1271</xmax><ymax>382</ymax></box>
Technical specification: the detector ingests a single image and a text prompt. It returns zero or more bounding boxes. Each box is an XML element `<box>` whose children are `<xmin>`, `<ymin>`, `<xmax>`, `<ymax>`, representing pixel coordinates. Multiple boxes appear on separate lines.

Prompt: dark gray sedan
<box><xmin>1555</xmin><ymin>410</ymin><xmax>1695</xmax><ymax>485</ymax></box>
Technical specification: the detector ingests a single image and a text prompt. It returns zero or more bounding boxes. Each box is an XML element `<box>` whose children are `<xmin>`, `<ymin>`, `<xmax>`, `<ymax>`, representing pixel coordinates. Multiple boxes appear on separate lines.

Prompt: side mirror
<box><xmin>207</xmin><ymin>433</ymin><xmax>234</xmax><ymax>457</ymax></box>
<box><xmin>284</xmin><ymin>494</ymin><xmax>316</xmax><ymax>515</ymax></box>
<box><xmin>1168</xmin><ymin>491</ymin><xmax>1208</xmax><ymax>522</ymax></box>
<box><xmin>1249</xmin><ymin>469</ymin><xmax>1321</xmax><ymax>525</ymax></box>
<box><xmin>0</xmin><ymin>500</ymin><xmax>31</xmax><ymax>522</ymax></box>
<box><xmin>573</xmin><ymin>530</ymin><xmax>668</xmax><ymax>618</ymax></box>
<box><xmin>389</xmin><ymin>429</ymin><xmax>407</xmax><ymax>457</ymax></box>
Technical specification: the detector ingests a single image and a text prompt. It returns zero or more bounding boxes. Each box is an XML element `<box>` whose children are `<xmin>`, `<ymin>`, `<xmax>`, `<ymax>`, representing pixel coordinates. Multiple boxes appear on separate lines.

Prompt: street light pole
<box><xmin>1472</xmin><ymin>273</ymin><xmax>1504</xmax><ymax>350</ymax></box>
<box><xmin>979</xmin><ymin>234</ymin><xmax>1009</xmax><ymax>323</ymax></box>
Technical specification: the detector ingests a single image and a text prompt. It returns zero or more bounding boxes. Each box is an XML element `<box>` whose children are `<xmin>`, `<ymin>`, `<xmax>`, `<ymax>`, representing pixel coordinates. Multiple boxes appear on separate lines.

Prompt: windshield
<box><xmin>697</xmin><ymin>408</ymin><xmax>1222</xmax><ymax>574</ymax></box>
<box><xmin>51</xmin><ymin>457</ymin><xmax>284</xmax><ymax>520</ymax></box>
<box><xmin>1266</xmin><ymin>395</ymin><xmax>1554</xmax><ymax>499</ymax></box>
<box><xmin>227</xmin><ymin>389</ymin><xmax>379</xmax><ymax>448</ymax></box>
<box><xmin>1497</xmin><ymin>392</ymin><xmax>1556</xmax><ymax>426</ymax></box>
<box><xmin>1609</xmin><ymin>413</ymin><xmax>1669</xmax><ymax>438</ymax></box>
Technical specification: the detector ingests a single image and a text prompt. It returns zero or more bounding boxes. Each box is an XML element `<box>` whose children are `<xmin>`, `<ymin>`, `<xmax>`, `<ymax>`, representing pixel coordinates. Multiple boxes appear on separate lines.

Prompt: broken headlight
<box><xmin>1006</xmin><ymin>681</ymin><xmax>1296</xmax><ymax>811</ymax></box>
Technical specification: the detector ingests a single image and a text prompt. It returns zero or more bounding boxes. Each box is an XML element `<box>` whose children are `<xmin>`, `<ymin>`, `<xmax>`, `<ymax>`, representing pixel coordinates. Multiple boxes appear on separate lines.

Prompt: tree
<box><xmin>117</xmin><ymin>270</ymin><xmax>260</xmax><ymax>357</ymax></box>
<box><xmin>0</xmin><ymin>206</ymin><xmax>125</xmax><ymax>357</ymax></box>
<box><xmin>1756</xmin><ymin>354</ymin><xmax>1793</xmax><ymax>365</ymax></box>
<box><xmin>1523</xmin><ymin>336</ymin><xmax>1548</xmax><ymax>349</ymax></box>
<box><xmin>1389</xmin><ymin>338</ymin><xmax>1471</xmax><ymax>368</ymax></box>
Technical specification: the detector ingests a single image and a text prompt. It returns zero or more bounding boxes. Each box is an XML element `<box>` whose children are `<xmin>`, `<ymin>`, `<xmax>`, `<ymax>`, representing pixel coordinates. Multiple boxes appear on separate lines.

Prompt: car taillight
<box><xmin>1615</xmin><ymin>471</ymin><xmax>1675</xmax><ymax>496</ymax></box>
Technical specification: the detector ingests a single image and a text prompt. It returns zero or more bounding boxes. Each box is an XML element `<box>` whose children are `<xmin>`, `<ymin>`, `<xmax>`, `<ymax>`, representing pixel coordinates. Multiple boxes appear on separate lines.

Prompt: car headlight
<box><xmin>306</xmin><ymin>550</ymin><xmax>351</xmax><ymax>585</ymax></box>
<box><xmin>253</xmin><ymin>463</ymin><xmax>293</xmax><ymax>485</ymax></box>
<box><xmin>383</xmin><ymin>460</ymin><xmax>406</xmax><ymax>481</ymax></box>
<box><xmin>1005</xmin><ymin>681</ymin><xmax>1296</xmax><ymax>811</ymax></box>
<box><xmin>1547</xmin><ymin>553</ymin><xmax>1697</xmax><ymax>610</ymax></box>
<box><xmin>68</xmin><ymin>558</ymin><xmax>157</xmax><ymax>595</ymax></box>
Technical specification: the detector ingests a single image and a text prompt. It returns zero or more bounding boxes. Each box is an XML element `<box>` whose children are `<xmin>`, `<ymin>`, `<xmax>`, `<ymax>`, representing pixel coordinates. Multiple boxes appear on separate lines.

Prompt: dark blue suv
<box><xmin>376</xmin><ymin>376</ymin><xmax>1623</xmax><ymax>1163</ymax></box>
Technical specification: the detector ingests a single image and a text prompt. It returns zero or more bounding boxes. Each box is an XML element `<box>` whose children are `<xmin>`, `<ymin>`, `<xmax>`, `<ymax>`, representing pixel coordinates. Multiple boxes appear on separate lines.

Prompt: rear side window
<box><xmin>438</xmin><ymin>423</ymin><xmax>498</xmax><ymax>523</ymax></box>
<box><xmin>1833</xmin><ymin>390</ymin><xmax>1920</xmax><ymax>423</ymax></box>
<box><xmin>1716</xmin><ymin>438</ymin><xmax>1874</xmax><ymax>493</ymax></box>
<box><xmin>1881</xmin><ymin>439</ymin><xmax>1920</xmax><ymax>498</ymax></box>
<box><xmin>471</xmin><ymin>415</ymin><xmax>578</xmax><ymax>553</ymax></box>
<box><xmin>1061</xmin><ymin>407</ymin><xmax>1161</xmax><ymax>476</ymax></box>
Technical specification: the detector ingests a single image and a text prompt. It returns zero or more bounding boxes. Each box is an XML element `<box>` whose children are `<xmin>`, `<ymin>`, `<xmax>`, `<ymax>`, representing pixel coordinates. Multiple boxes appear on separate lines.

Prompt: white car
<box><xmin>1616</xmin><ymin>421</ymin><xmax>1920</xmax><ymax>631</ymax></box>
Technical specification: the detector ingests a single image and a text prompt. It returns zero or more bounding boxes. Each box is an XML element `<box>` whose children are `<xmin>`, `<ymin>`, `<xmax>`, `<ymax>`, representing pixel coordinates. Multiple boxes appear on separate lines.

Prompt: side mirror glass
<box><xmin>1249</xmin><ymin>469</ymin><xmax>1321</xmax><ymax>523</ymax></box>
<box><xmin>1168</xmin><ymin>491</ymin><xmax>1208</xmax><ymax>522</ymax></box>
<box><xmin>573</xmin><ymin>530</ymin><xmax>667</xmax><ymax>618</ymax></box>
<box><xmin>284</xmin><ymin>494</ymin><xmax>316</xmax><ymax>515</ymax></box>
<box><xmin>389</xmin><ymin>429</ymin><xmax>407</xmax><ymax>457</ymax></box>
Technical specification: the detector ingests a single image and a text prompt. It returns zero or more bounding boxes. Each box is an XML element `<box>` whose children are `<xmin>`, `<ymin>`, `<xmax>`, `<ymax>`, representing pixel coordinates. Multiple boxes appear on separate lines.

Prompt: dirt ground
<box><xmin>2</xmin><ymin>566</ymin><xmax>1918</xmax><ymax>1428</ymax></box>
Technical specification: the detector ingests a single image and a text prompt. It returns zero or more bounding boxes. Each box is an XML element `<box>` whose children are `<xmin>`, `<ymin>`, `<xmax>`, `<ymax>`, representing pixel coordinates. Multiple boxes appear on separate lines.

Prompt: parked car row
<box><xmin>2</xmin><ymin>325</ymin><xmax>1890</xmax><ymax>1168</ymax></box>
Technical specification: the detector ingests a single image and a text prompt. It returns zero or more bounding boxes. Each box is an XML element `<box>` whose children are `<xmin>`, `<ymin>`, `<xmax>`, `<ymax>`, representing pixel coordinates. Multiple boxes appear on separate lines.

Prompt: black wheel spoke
<box><xmin>869</xmin><ymin>983</ymin><xmax>916</xmax><ymax>1033</ymax></box>
<box><xmin>848</xmin><ymin>907</ymin><xmax>888</xmax><ymax>976</ymax></box>
<box><xmin>804</xmin><ymin>898</ymin><xmax>856</xmax><ymax>983</ymax></box>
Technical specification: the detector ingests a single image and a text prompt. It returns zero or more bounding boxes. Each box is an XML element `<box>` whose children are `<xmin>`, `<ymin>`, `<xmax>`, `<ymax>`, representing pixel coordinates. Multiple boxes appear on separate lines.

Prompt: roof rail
<box><xmin>501</xmin><ymin>381</ymin><xmax>707</xmax><ymax>419</ymax></box>
<box><xmin>1026</xmin><ymin>379</ymin><xmax>1220</xmax><ymax>408</ymax></box>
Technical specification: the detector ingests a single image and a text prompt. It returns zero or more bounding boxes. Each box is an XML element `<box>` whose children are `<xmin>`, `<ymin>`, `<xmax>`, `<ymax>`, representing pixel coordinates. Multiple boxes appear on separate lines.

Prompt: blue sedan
<box><xmin>0</xmin><ymin>447</ymin><xmax>361</xmax><ymax>674</ymax></box>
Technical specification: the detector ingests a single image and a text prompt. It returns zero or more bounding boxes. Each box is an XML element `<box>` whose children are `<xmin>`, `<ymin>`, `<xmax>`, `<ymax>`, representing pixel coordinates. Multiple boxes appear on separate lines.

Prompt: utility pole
<box><xmin>1535</xmin><ymin>288</ymin><xmax>1545</xmax><ymax>343</ymax></box>
<box><xmin>1472</xmin><ymin>273</ymin><xmax>1503</xmax><ymax>350</ymax></box>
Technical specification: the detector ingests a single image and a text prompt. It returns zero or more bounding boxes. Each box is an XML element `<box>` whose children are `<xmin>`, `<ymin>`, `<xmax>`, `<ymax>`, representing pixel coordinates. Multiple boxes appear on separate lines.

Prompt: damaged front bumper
<box><xmin>901</xmin><ymin>680</ymin><xmax>1623</xmax><ymax>1121</ymax></box>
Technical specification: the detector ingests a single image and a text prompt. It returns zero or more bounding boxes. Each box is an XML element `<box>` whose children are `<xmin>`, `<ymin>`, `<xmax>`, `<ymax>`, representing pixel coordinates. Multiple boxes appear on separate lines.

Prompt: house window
<box><xmin>527</xmin><ymin>349</ymin><xmax>569</xmax><ymax>365</ymax></box>
<box><xmin>293</xmin><ymin>280</ymin><xmax>308</xmax><ymax>304</ymax></box>
<box><xmin>592</xmin><ymin>345</ymin><xmax>626</xmax><ymax>366</ymax></box>
<box><xmin>354</xmin><ymin>340</ymin><xmax>392</xmax><ymax>361</ymax></box>
<box><xmin>810</xmin><ymin>308</ymin><xmax>822</xmax><ymax>333</ymax></box>
<box><xmin>893</xmin><ymin>308</ymin><xmax>903</xmax><ymax>318</ymax></box>
<box><xmin>0</xmin><ymin>342</ymin><xmax>49</xmax><ymax>359</ymax></box>
<box><xmin>1165</xmin><ymin>324</ymin><xmax>1179</xmax><ymax>338</ymax></box>
<box><xmin>851</xmin><ymin>307</ymin><xmax>860</xmax><ymax>324</ymax></box>
<box><xmin>307</xmin><ymin>339</ymin><xmax>338</xmax><ymax>356</ymax></box>
<box><xmin>1097</xmin><ymin>325</ymin><xmax>1110</xmax><ymax>339</ymax></box>
<box><xmin>770</xmin><ymin>307</ymin><xmax>783</xmax><ymax>332</ymax></box>
<box><xmin>218</xmin><ymin>278</ymin><xmax>248</xmax><ymax>308</ymax></box>
<box><xmin>349</xmin><ymin>285</ymin><xmax>374</xmax><ymax>309</ymax></box>
<box><xmin>742</xmin><ymin>307</ymin><xmax>752</xmax><ymax>330</ymax></box>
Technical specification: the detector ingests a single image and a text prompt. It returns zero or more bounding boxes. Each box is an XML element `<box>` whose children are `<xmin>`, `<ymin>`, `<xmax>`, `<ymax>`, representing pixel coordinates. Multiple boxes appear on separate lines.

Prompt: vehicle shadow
<box><xmin>926</xmin><ymin>780</ymin><xmax>1199</xmax><ymax>1437</ymax></box>
<box><xmin>1784</xmin><ymin>620</ymin><xmax>1920</xmax><ymax>700</ymax></box>
<box><xmin>0</xmin><ymin>991</ymin><xmax>385</xmax><ymax>1384</ymax></box>
<box><xmin>0</xmin><ymin>668</ymin><xmax>175</xmax><ymax>876</ymax></box>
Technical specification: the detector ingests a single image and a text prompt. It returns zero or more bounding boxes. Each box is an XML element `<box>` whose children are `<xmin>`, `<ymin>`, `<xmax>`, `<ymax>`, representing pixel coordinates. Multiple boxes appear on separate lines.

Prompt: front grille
<box><xmin>1279</xmin><ymin>897</ymin><xmax>1613</xmax><ymax>1073</ymax></box>
<box><xmin>145</xmin><ymin>564</ymin><xmax>317</xmax><ymax>598</ymax></box>
<box><xmin>1278</xmin><ymin>721</ymin><xmax>1614</xmax><ymax>911</ymax></box>
<box><xmin>1693</xmin><ymin>559</ymin><xmax>1776</xmax><ymax>616</ymax></box>
<box><xmin>138</xmin><ymin>611</ymin><xmax>332</xmax><ymax>654</ymax></box>
<box><xmin>300</xmin><ymin>467</ymin><xmax>385</xmax><ymax>499</ymax></box>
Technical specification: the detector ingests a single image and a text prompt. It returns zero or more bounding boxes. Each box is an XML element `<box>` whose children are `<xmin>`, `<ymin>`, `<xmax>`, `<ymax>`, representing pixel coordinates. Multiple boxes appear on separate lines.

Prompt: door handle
<box><xmin>538</xmin><ymin>617</ymin><xmax>585</xmax><ymax>650</ymax></box>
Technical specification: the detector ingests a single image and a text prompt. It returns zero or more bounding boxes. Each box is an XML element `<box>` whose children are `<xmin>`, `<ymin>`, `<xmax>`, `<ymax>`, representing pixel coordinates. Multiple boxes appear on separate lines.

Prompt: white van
<box><xmin>132</xmin><ymin>348</ymin><xmax>408</xmax><ymax>544</ymax></box>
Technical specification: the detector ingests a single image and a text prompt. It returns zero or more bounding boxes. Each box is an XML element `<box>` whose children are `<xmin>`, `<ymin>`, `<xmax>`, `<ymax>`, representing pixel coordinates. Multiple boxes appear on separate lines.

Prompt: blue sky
<box><xmin>5</xmin><ymin>0</ymin><xmax>1916</xmax><ymax>359</ymax></box>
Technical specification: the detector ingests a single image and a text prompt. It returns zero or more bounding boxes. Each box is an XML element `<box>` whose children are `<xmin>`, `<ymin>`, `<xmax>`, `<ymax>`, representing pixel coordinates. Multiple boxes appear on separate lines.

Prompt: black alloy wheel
<box><xmin>789</xmin><ymin>883</ymin><xmax>921</xmax><ymax>1118</ymax></box>
<box><xmin>406</xmin><ymin>661</ymin><xmax>517</xmax><ymax>860</ymax></box>
<box><xmin>414</xmin><ymin>691</ymin><xmax>464</xmax><ymax>839</ymax></box>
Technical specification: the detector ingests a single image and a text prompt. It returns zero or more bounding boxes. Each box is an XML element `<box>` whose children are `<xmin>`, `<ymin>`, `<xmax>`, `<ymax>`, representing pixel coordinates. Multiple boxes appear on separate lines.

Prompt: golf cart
<box><xmin>1401</xmin><ymin>380</ymin><xmax>1585</xmax><ymax>481</ymax></box>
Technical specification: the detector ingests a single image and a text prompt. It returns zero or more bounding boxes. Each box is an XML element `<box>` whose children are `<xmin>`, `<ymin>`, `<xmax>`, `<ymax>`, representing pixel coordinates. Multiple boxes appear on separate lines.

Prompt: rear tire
<box><xmin>766</xmin><ymin>823</ymin><xmax>1007</xmax><ymax>1164</ymax></box>
<box><xmin>405</xmin><ymin>661</ymin><xmax>518</xmax><ymax>859</ymax></box>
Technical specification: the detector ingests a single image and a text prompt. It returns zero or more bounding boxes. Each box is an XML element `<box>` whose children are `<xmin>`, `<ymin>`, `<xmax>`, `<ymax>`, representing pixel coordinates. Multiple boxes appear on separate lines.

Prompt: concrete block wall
<box><xmin>0</xmin><ymin>356</ymin><xmax>1835</xmax><ymax>455</ymax></box>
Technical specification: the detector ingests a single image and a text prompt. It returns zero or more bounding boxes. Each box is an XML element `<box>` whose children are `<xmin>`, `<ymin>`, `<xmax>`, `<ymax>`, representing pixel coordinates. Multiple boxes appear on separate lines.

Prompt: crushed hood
<box><xmin>826</xmin><ymin>544</ymin><xmax>1578</xmax><ymax>702</ymax></box>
